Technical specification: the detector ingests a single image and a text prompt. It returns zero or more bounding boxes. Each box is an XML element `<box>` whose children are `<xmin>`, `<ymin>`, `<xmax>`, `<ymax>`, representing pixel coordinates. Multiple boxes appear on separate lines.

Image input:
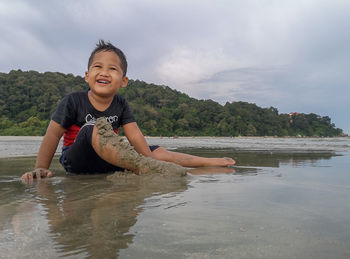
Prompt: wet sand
<box><xmin>1</xmin><ymin>138</ymin><xmax>350</xmax><ymax>258</ymax></box>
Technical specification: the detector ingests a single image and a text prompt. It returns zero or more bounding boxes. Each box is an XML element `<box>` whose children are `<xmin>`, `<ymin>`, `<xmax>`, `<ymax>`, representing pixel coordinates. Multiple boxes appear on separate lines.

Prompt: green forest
<box><xmin>0</xmin><ymin>70</ymin><xmax>344</xmax><ymax>137</ymax></box>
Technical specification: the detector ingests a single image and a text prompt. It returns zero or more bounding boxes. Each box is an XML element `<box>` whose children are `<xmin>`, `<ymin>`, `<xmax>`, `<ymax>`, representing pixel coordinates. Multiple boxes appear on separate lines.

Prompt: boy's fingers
<box><xmin>22</xmin><ymin>172</ymin><xmax>34</xmax><ymax>179</ymax></box>
<box><xmin>21</xmin><ymin>169</ymin><xmax>54</xmax><ymax>183</ymax></box>
<box><xmin>21</xmin><ymin>172</ymin><xmax>34</xmax><ymax>183</ymax></box>
<box><xmin>38</xmin><ymin>169</ymin><xmax>54</xmax><ymax>178</ymax></box>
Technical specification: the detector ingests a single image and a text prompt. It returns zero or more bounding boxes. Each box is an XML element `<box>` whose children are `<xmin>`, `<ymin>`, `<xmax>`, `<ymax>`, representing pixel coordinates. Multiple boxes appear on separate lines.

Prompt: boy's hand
<box><xmin>21</xmin><ymin>168</ymin><xmax>54</xmax><ymax>183</ymax></box>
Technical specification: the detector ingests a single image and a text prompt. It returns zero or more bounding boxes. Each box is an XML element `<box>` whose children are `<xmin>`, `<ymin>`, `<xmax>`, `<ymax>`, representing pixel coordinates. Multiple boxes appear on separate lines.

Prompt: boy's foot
<box><xmin>202</xmin><ymin>157</ymin><xmax>236</xmax><ymax>167</ymax></box>
<box><xmin>223</xmin><ymin>157</ymin><xmax>236</xmax><ymax>166</ymax></box>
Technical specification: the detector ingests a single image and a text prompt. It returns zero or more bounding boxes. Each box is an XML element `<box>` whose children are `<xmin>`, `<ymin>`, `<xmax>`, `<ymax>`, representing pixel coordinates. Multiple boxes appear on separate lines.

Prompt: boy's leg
<box><xmin>91</xmin><ymin>125</ymin><xmax>139</xmax><ymax>172</ymax></box>
<box><xmin>91</xmin><ymin>119</ymin><xmax>187</xmax><ymax>175</ymax></box>
<box><xmin>63</xmin><ymin>125</ymin><xmax>123</xmax><ymax>173</ymax></box>
<box><xmin>151</xmin><ymin>147</ymin><xmax>235</xmax><ymax>167</ymax></box>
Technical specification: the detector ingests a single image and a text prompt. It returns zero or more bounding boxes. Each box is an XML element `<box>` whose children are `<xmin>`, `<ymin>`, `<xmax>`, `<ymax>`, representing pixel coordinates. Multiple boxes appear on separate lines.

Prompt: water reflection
<box><xmin>27</xmin><ymin>173</ymin><xmax>187</xmax><ymax>258</ymax></box>
<box><xmin>0</xmin><ymin>151</ymin><xmax>343</xmax><ymax>258</ymax></box>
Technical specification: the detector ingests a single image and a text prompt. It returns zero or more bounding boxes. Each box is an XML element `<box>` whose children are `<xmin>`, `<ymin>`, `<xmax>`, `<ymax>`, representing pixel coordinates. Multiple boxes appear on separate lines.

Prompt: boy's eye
<box><xmin>110</xmin><ymin>67</ymin><xmax>117</xmax><ymax>70</ymax></box>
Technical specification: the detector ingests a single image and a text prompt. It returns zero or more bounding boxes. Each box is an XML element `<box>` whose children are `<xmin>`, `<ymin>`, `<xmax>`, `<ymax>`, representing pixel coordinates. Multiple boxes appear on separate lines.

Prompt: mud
<box><xmin>95</xmin><ymin>118</ymin><xmax>187</xmax><ymax>177</ymax></box>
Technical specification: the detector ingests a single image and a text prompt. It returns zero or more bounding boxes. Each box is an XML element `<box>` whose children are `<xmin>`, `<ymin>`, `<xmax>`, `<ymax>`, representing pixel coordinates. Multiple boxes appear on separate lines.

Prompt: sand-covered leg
<box><xmin>94</xmin><ymin>118</ymin><xmax>187</xmax><ymax>176</ymax></box>
<box><xmin>137</xmin><ymin>157</ymin><xmax>188</xmax><ymax>176</ymax></box>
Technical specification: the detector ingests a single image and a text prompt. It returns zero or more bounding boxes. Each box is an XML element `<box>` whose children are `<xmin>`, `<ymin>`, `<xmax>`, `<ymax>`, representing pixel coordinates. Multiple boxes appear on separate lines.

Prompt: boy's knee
<box><xmin>152</xmin><ymin>147</ymin><xmax>171</xmax><ymax>160</ymax></box>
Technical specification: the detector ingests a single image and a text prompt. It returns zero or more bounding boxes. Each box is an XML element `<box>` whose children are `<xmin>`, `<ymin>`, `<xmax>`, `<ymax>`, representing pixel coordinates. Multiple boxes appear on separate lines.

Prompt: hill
<box><xmin>0</xmin><ymin>70</ymin><xmax>344</xmax><ymax>137</ymax></box>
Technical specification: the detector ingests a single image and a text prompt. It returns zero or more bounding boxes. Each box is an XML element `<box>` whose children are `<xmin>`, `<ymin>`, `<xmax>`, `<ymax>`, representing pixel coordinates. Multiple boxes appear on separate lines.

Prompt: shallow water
<box><xmin>0</xmin><ymin>137</ymin><xmax>350</xmax><ymax>258</ymax></box>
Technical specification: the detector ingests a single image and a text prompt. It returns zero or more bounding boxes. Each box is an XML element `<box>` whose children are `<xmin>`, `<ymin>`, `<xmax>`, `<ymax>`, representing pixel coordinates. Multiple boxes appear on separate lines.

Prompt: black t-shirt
<box><xmin>51</xmin><ymin>90</ymin><xmax>135</xmax><ymax>147</ymax></box>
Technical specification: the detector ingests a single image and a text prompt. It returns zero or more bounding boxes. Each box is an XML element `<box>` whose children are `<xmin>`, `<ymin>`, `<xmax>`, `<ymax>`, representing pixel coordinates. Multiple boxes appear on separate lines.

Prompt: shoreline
<box><xmin>0</xmin><ymin>136</ymin><xmax>45</xmax><ymax>141</ymax></box>
<box><xmin>1</xmin><ymin>136</ymin><xmax>349</xmax><ymax>159</ymax></box>
<box><xmin>0</xmin><ymin>136</ymin><xmax>349</xmax><ymax>141</ymax></box>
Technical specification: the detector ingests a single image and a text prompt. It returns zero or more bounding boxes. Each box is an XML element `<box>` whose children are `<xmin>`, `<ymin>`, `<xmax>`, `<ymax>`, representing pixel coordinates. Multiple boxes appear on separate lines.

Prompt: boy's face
<box><xmin>85</xmin><ymin>50</ymin><xmax>128</xmax><ymax>98</ymax></box>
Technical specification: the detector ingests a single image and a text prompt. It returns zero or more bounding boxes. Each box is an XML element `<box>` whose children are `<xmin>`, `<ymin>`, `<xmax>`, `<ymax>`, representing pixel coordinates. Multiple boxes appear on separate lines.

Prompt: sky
<box><xmin>1</xmin><ymin>0</ymin><xmax>349</xmax><ymax>134</ymax></box>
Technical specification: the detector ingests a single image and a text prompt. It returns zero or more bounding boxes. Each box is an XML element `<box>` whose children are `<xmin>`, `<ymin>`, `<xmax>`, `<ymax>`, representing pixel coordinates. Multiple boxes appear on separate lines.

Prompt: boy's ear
<box><xmin>121</xmin><ymin>76</ymin><xmax>129</xmax><ymax>88</ymax></box>
<box><xmin>84</xmin><ymin>71</ymin><xmax>89</xmax><ymax>83</ymax></box>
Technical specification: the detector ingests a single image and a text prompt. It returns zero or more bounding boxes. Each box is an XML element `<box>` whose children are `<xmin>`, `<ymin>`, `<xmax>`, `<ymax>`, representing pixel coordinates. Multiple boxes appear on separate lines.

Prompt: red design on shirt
<box><xmin>63</xmin><ymin>125</ymin><xmax>80</xmax><ymax>146</ymax></box>
<box><xmin>63</xmin><ymin>124</ymin><xmax>119</xmax><ymax>147</ymax></box>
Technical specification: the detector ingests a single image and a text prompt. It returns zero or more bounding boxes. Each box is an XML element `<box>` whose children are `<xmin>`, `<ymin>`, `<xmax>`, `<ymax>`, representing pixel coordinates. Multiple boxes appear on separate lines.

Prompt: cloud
<box><xmin>0</xmin><ymin>0</ymin><xmax>349</xmax><ymax>132</ymax></box>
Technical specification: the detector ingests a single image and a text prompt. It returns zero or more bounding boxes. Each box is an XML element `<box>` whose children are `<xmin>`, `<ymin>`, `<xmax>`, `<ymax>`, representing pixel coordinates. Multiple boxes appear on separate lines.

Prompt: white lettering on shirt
<box><xmin>85</xmin><ymin>114</ymin><xmax>119</xmax><ymax>124</ymax></box>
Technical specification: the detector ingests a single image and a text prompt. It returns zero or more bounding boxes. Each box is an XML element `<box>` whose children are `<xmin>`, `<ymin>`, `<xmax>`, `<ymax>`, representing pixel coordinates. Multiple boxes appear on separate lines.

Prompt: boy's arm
<box><xmin>35</xmin><ymin>120</ymin><xmax>65</xmax><ymax>168</ymax></box>
<box><xmin>122</xmin><ymin>122</ymin><xmax>153</xmax><ymax>158</ymax></box>
<box><xmin>22</xmin><ymin>120</ymin><xmax>65</xmax><ymax>181</ymax></box>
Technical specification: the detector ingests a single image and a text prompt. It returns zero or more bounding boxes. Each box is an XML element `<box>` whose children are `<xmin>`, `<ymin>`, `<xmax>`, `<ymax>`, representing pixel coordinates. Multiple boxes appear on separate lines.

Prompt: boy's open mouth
<box><xmin>97</xmin><ymin>79</ymin><xmax>110</xmax><ymax>84</ymax></box>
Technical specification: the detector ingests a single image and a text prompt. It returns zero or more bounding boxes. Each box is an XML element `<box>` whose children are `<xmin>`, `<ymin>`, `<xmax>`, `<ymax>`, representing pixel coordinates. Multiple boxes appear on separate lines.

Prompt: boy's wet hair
<box><xmin>88</xmin><ymin>40</ymin><xmax>128</xmax><ymax>76</ymax></box>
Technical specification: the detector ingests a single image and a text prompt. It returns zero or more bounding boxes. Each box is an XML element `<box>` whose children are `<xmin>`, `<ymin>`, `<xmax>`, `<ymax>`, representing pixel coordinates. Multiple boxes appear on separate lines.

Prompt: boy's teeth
<box><xmin>97</xmin><ymin>80</ymin><xmax>109</xmax><ymax>83</ymax></box>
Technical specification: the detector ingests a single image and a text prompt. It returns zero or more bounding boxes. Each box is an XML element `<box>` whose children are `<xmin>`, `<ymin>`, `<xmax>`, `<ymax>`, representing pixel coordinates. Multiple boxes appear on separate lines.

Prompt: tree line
<box><xmin>0</xmin><ymin>70</ymin><xmax>344</xmax><ymax>137</ymax></box>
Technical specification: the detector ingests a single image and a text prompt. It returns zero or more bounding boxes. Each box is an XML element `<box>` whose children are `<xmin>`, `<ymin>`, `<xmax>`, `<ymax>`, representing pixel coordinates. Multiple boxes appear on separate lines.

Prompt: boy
<box><xmin>22</xmin><ymin>40</ymin><xmax>235</xmax><ymax>181</ymax></box>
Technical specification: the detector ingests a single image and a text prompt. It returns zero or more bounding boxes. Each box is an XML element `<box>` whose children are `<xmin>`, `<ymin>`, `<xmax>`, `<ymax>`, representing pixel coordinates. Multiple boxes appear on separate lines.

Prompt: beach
<box><xmin>1</xmin><ymin>135</ymin><xmax>349</xmax><ymax>157</ymax></box>
<box><xmin>0</xmin><ymin>137</ymin><xmax>350</xmax><ymax>258</ymax></box>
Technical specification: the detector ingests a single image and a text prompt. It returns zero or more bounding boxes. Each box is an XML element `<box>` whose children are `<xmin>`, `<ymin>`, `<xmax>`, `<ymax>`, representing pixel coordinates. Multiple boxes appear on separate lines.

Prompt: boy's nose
<box><xmin>99</xmin><ymin>67</ymin><xmax>110</xmax><ymax>76</ymax></box>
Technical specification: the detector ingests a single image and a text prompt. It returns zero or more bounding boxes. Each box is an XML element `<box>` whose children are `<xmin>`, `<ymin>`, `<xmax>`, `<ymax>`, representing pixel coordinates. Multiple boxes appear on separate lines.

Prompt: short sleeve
<box><xmin>51</xmin><ymin>94</ymin><xmax>76</xmax><ymax>129</ymax></box>
<box><xmin>120</xmin><ymin>100</ymin><xmax>136</xmax><ymax>125</ymax></box>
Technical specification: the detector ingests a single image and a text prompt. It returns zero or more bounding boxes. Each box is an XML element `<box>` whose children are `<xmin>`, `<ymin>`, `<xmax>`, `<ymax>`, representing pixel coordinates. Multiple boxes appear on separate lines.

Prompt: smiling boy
<box><xmin>22</xmin><ymin>40</ymin><xmax>235</xmax><ymax>181</ymax></box>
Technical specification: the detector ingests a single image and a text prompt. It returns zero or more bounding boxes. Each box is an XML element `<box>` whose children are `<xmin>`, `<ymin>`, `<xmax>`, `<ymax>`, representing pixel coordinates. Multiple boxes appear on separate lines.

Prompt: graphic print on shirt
<box><xmin>85</xmin><ymin>114</ymin><xmax>119</xmax><ymax>124</ymax></box>
<box><xmin>51</xmin><ymin>91</ymin><xmax>136</xmax><ymax>147</ymax></box>
<box><xmin>64</xmin><ymin>113</ymin><xmax>120</xmax><ymax>147</ymax></box>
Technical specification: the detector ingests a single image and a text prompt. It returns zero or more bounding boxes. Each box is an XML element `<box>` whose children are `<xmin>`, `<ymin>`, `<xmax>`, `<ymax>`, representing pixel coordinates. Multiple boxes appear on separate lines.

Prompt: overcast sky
<box><xmin>1</xmin><ymin>0</ymin><xmax>349</xmax><ymax>133</ymax></box>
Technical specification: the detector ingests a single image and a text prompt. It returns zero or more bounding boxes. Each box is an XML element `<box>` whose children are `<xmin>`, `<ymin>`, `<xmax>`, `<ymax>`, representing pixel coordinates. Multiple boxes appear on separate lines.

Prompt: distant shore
<box><xmin>1</xmin><ymin>136</ymin><xmax>349</xmax><ymax>159</ymax></box>
<box><xmin>0</xmin><ymin>136</ymin><xmax>45</xmax><ymax>141</ymax></box>
<box><xmin>0</xmin><ymin>135</ymin><xmax>348</xmax><ymax>141</ymax></box>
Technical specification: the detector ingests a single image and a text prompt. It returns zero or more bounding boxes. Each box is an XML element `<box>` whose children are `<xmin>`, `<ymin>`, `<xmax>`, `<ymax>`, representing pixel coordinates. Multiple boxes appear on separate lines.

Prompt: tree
<box><xmin>0</xmin><ymin>70</ymin><xmax>344</xmax><ymax>137</ymax></box>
